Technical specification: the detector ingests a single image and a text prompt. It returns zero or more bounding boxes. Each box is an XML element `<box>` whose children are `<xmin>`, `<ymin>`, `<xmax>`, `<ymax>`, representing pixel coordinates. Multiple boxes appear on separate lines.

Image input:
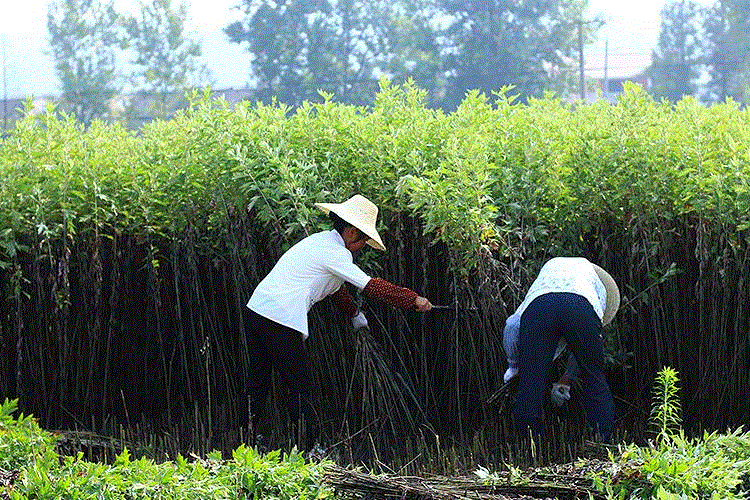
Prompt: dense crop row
<box><xmin>3</xmin><ymin>84</ymin><xmax>750</xmax><ymax>272</ymax></box>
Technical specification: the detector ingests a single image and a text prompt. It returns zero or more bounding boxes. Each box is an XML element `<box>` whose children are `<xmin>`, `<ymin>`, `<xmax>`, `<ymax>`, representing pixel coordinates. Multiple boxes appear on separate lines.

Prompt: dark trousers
<box><xmin>516</xmin><ymin>292</ymin><xmax>614</xmax><ymax>443</ymax></box>
<box><xmin>243</xmin><ymin>308</ymin><xmax>319</xmax><ymax>450</ymax></box>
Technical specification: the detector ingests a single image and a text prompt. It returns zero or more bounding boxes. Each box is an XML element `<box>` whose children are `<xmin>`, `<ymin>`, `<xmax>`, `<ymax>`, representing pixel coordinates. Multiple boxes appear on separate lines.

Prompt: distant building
<box><xmin>113</xmin><ymin>87</ymin><xmax>263</xmax><ymax>129</ymax></box>
<box><xmin>1</xmin><ymin>88</ymin><xmax>262</xmax><ymax>132</ymax></box>
<box><xmin>1</xmin><ymin>96</ymin><xmax>54</xmax><ymax>133</ymax></box>
<box><xmin>584</xmin><ymin>52</ymin><xmax>652</xmax><ymax>103</ymax></box>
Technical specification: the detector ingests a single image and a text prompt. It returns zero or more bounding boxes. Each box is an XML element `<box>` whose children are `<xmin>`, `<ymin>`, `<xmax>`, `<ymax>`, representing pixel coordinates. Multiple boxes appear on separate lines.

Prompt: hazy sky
<box><xmin>1</xmin><ymin>0</ymin><xmax>716</xmax><ymax>99</ymax></box>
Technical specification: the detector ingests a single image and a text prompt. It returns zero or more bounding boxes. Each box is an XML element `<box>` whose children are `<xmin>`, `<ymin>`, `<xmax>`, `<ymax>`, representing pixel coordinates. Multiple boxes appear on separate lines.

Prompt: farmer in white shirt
<box><xmin>245</xmin><ymin>194</ymin><xmax>432</xmax><ymax>453</ymax></box>
<box><xmin>502</xmin><ymin>257</ymin><xmax>620</xmax><ymax>443</ymax></box>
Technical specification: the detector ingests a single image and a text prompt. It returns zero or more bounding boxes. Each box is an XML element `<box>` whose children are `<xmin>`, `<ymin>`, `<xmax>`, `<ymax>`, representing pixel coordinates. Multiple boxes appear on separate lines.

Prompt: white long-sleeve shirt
<box><xmin>247</xmin><ymin>230</ymin><xmax>372</xmax><ymax>339</ymax></box>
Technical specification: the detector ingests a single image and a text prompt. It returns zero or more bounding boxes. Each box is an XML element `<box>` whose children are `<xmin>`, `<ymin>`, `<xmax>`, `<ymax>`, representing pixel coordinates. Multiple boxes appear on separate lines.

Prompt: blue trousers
<box><xmin>516</xmin><ymin>292</ymin><xmax>613</xmax><ymax>442</ymax></box>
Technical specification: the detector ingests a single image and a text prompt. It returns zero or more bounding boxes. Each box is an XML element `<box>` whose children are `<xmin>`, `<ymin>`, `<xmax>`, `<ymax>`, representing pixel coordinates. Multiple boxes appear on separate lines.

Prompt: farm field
<box><xmin>2</xmin><ymin>83</ymin><xmax>750</xmax><ymax>497</ymax></box>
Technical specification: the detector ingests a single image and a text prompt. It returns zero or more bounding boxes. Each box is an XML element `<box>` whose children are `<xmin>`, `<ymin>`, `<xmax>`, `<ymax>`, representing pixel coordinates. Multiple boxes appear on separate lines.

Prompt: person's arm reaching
<box><xmin>329</xmin><ymin>278</ymin><xmax>432</xmax><ymax>331</ymax></box>
<box><xmin>329</xmin><ymin>285</ymin><xmax>358</xmax><ymax>316</ymax></box>
<box><xmin>362</xmin><ymin>278</ymin><xmax>432</xmax><ymax>311</ymax></box>
<box><xmin>503</xmin><ymin>311</ymin><xmax>520</xmax><ymax>383</ymax></box>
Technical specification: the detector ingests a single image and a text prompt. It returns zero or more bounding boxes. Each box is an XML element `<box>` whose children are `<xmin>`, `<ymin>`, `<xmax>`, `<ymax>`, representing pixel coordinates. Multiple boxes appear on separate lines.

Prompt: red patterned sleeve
<box><xmin>363</xmin><ymin>278</ymin><xmax>418</xmax><ymax>310</ymax></box>
<box><xmin>329</xmin><ymin>285</ymin><xmax>358</xmax><ymax>317</ymax></box>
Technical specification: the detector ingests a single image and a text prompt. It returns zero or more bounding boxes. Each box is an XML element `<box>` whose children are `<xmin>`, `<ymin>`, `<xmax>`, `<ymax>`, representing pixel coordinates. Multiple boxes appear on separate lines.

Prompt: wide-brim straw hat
<box><xmin>592</xmin><ymin>264</ymin><xmax>620</xmax><ymax>325</ymax></box>
<box><xmin>315</xmin><ymin>195</ymin><xmax>386</xmax><ymax>251</ymax></box>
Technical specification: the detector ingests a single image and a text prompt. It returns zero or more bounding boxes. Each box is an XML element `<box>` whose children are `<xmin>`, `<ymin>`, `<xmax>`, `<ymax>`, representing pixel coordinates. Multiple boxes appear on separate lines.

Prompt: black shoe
<box><xmin>304</xmin><ymin>442</ymin><xmax>327</xmax><ymax>461</ymax></box>
<box><xmin>252</xmin><ymin>433</ymin><xmax>269</xmax><ymax>453</ymax></box>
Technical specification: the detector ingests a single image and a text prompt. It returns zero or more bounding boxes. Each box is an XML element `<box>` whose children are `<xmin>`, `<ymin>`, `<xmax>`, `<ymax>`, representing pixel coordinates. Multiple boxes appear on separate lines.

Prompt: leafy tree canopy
<box><xmin>647</xmin><ymin>0</ymin><xmax>706</xmax><ymax>103</ymax></box>
<box><xmin>47</xmin><ymin>0</ymin><xmax>125</xmax><ymax>125</ymax></box>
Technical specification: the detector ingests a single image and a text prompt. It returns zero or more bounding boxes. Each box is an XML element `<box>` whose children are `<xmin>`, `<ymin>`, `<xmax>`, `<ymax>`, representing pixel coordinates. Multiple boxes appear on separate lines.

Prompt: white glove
<box><xmin>503</xmin><ymin>366</ymin><xmax>518</xmax><ymax>384</ymax></box>
<box><xmin>352</xmin><ymin>311</ymin><xmax>368</xmax><ymax>331</ymax></box>
<box><xmin>550</xmin><ymin>383</ymin><xmax>571</xmax><ymax>407</ymax></box>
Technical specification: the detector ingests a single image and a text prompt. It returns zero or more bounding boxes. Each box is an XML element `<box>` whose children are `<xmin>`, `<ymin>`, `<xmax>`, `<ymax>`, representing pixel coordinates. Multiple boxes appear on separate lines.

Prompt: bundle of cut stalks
<box><xmin>342</xmin><ymin>327</ymin><xmax>421</xmax><ymax>445</ymax></box>
<box><xmin>53</xmin><ymin>429</ymin><xmax>132</xmax><ymax>460</ymax></box>
<box><xmin>324</xmin><ymin>463</ymin><xmax>608</xmax><ymax>500</ymax></box>
<box><xmin>484</xmin><ymin>376</ymin><xmax>518</xmax><ymax>414</ymax></box>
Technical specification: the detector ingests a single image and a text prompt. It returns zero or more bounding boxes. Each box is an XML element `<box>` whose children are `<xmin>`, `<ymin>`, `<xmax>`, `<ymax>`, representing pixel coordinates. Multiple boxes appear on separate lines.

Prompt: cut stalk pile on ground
<box><xmin>323</xmin><ymin>462</ymin><xmax>610</xmax><ymax>499</ymax></box>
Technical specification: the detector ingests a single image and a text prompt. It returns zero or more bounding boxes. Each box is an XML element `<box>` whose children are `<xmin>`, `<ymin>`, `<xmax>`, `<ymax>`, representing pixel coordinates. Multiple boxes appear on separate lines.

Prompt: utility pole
<box><xmin>604</xmin><ymin>39</ymin><xmax>609</xmax><ymax>101</ymax></box>
<box><xmin>578</xmin><ymin>20</ymin><xmax>585</xmax><ymax>101</ymax></box>
<box><xmin>341</xmin><ymin>0</ymin><xmax>352</xmax><ymax>102</ymax></box>
<box><xmin>576</xmin><ymin>18</ymin><xmax>605</xmax><ymax>103</ymax></box>
<box><xmin>2</xmin><ymin>35</ymin><xmax>7</xmax><ymax>132</ymax></box>
<box><xmin>720</xmin><ymin>0</ymin><xmax>727</xmax><ymax>100</ymax></box>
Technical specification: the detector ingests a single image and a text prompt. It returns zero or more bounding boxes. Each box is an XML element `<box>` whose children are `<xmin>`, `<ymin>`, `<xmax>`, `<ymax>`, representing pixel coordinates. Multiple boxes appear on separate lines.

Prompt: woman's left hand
<box><xmin>414</xmin><ymin>296</ymin><xmax>432</xmax><ymax>312</ymax></box>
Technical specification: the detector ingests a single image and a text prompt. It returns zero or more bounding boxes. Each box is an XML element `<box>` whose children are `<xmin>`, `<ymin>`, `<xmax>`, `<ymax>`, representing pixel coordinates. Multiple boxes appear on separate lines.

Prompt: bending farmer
<box><xmin>244</xmin><ymin>194</ymin><xmax>432</xmax><ymax>452</ymax></box>
<box><xmin>502</xmin><ymin>257</ymin><xmax>620</xmax><ymax>443</ymax></box>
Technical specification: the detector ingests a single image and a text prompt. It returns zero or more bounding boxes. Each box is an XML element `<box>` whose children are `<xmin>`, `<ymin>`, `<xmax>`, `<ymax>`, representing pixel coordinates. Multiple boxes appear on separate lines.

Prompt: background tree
<box><xmin>436</xmin><ymin>0</ymin><xmax>587</xmax><ymax>109</ymax></box>
<box><xmin>226</xmin><ymin>0</ymin><xmax>397</xmax><ymax>106</ymax></box>
<box><xmin>647</xmin><ymin>0</ymin><xmax>706</xmax><ymax>103</ymax></box>
<box><xmin>125</xmin><ymin>0</ymin><xmax>211</xmax><ymax>120</ymax></box>
<box><xmin>331</xmin><ymin>0</ymin><xmax>393</xmax><ymax>104</ymax></box>
<box><xmin>47</xmin><ymin>0</ymin><xmax>124</xmax><ymax>125</ymax></box>
<box><xmin>704</xmin><ymin>0</ymin><xmax>750</xmax><ymax>103</ymax></box>
<box><xmin>225</xmin><ymin>0</ymin><xmax>593</xmax><ymax>109</ymax></box>
<box><xmin>226</xmin><ymin>0</ymin><xmax>337</xmax><ymax>105</ymax></box>
<box><xmin>377</xmin><ymin>0</ymin><xmax>444</xmax><ymax>106</ymax></box>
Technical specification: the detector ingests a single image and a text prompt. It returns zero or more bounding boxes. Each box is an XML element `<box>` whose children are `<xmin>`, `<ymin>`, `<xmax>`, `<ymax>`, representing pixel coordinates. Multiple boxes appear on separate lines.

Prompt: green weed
<box><xmin>591</xmin><ymin>367</ymin><xmax>750</xmax><ymax>499</ymax></box>
<box><xmin>0</xmin><ymin>399</ymin><xmax>333</xmax><ymax>500</ymax></box>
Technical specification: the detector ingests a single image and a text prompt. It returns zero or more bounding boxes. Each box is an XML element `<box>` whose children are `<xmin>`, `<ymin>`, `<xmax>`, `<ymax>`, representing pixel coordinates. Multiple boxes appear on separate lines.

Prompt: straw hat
<box><xmin>315</xmin><ymin>195</ymin><xmax>386</xmax><ymax>251</ymax></box>
<box><xmin>592</xmin><ymin>264</ymin><xmax>620</xmax><ymax>325</ymax></box>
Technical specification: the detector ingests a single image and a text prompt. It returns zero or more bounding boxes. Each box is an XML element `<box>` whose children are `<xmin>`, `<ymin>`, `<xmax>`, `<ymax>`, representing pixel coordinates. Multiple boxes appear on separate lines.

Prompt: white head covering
<box><xmin>592</xmin><ymin>264</ymin><xmax>620</xmax><ymax>325</ymax></box>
